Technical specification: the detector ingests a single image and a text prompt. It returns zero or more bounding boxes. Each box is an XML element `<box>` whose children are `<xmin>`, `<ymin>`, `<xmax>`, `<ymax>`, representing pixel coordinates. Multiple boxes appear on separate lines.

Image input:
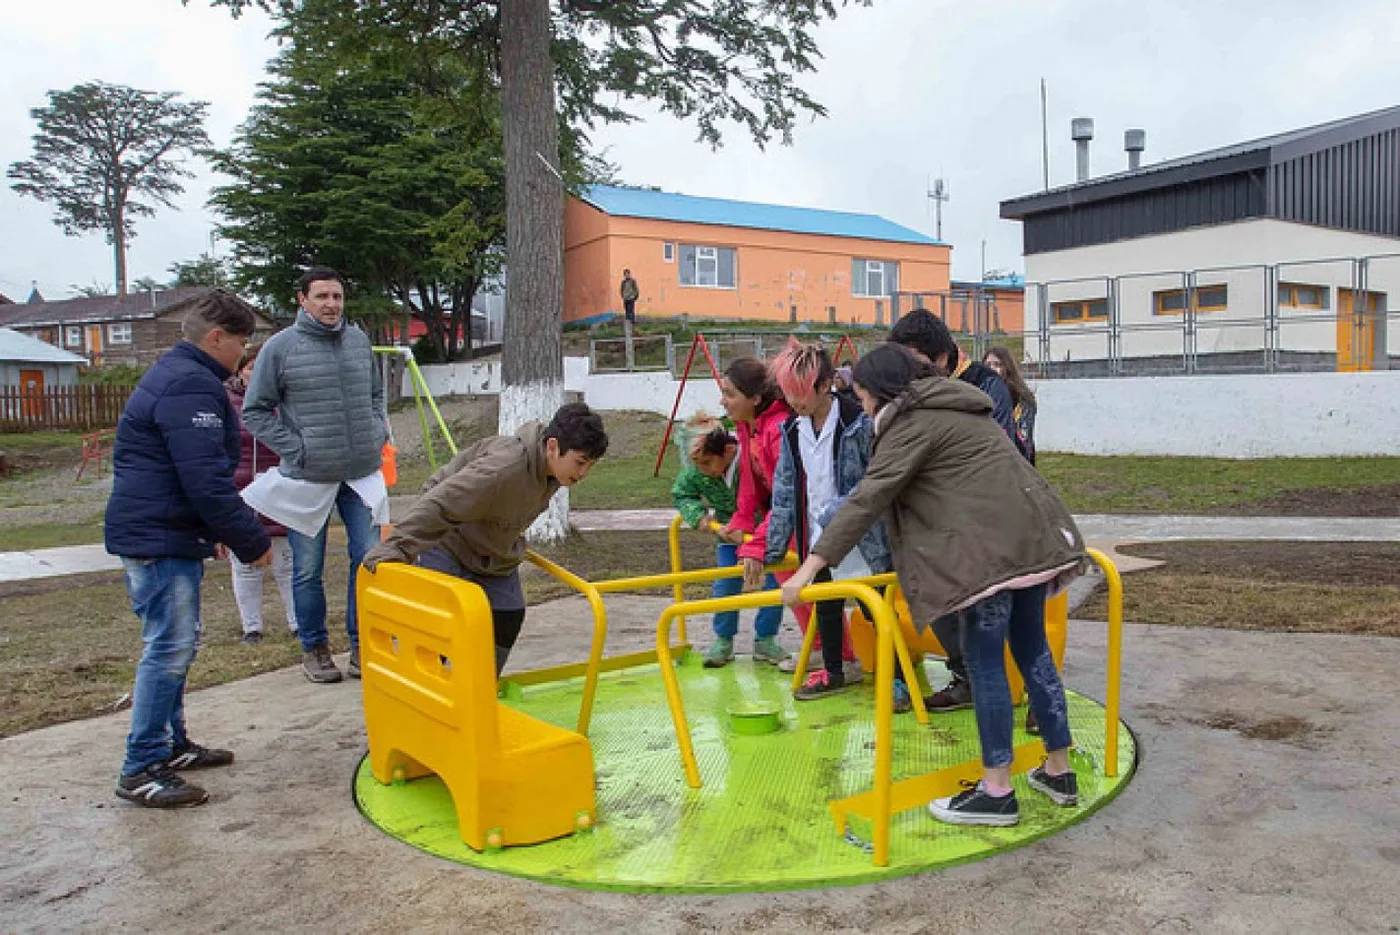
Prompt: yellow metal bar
<box><xmin>523</xmin><ymin>550</ymin><xmax>608</xmax><ymax>736</ymax></box>
<box><xmin>668</xmin><ymin>514</ymin><xmax>688</xmax><ymax>644</ymax></box>
<box><xmin>408</xmin><ymin>357</ymin><xmax>458</xmax><ymax>456</ymax></box>
<box><xmin>653</xmin><ymin>580</ymin><xmax>900</xmax><ymax>867</ymax></box>
<box><xmin>828</xmin><ymin>741</ymin><xmax>1046</xmax><ymax>833</ymax></box>
<box><xmin>591</xmin><ymin>558</ymin><xmax>801</xmax><ymax>594</ymax></box>
<box><xmin>1086</xmin><ymin>548</ymin><xmax>1124</xmax><ymax>778</ymax></box>
<box><xmin>503</xmin><ymin>645</ymin><xmax>690</xmax><ymax>687</ymax></box>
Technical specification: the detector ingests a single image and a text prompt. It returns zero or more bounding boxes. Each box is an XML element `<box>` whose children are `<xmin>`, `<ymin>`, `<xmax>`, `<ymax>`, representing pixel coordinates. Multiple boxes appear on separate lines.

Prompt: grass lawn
<box><xmin>1042</xmin><ymin>453</ymin><xmax>1400</xmax><ymax>515</ymax></box>
<box><xmin>1079</xmin><ymin>541</ymin><xmax>1400</xmax><ymax>636</ymax></box>
<box><xmin>0</xmin><ymin>529</ymin><xmax>717</xmax><ymax>739</ymax></box>
<box><xmin>4</xmin><ymin>519</ymin><xmax>108</xmax><ymax>550</ymax></box>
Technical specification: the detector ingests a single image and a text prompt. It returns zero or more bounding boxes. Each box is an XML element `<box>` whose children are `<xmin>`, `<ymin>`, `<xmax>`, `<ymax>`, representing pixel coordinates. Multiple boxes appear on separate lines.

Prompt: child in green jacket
<box><xmin>671</xmin><ymin>413</ymin><xmax>786</xmax><ymax>668</ymax></box>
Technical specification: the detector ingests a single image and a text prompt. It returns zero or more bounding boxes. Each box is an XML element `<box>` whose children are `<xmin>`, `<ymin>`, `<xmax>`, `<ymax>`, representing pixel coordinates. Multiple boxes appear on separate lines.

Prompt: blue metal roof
<box><xmin>579</xmin><ymin>185</ymin><xmax>943</xmax><ymax>246</ymax></box>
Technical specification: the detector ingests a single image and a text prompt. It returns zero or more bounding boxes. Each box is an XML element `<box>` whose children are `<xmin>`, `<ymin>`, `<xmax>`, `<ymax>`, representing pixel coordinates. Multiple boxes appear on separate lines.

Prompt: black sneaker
<box><xmin>240</xmin><ymin>631</ymin><xmax>263</xmax><ymax>645</ymax></box>
<box><xmin>167</xmin><ymin>742</ymin><xmax>234</xmax><ymax>771</ymax></box>
<box><xmin>1027</xmin><ymin>763</ymin><xmax>1079</xmax><ymax>806</ymax></box>
<box><xmin>928</xmin><ymin>782</ymin><xmax>1019</xmax><ymax>827</ymax></box>
<box><xmin>302</xmin><ymin>643</ymin><xmax>343</xmax><ymax>683</ymax></box>
<box><xmin>1025</xmin><ymin>707</ymin><xmax>1040</xmax><ymax>735</ymax></box>
<box><xmin>347</xmin><ymin>647</ymin><xmax>361</xmax><ymax>679</ymax></box>
<box><xmin>115</xmin><ymin>763</ymin><xmax>209</xmax><ymax>808</ymax></box>
<box><xmin>923</xmin><ymin>675</ymin><xmax>973</xmax><ymax>713</ymax></box>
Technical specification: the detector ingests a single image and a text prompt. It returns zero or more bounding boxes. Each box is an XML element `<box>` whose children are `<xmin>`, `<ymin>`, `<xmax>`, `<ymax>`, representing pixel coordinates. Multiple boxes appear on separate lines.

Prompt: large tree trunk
<box><xmin>499</xmin><ymin>0</ymin><xmax>568</xmax><ymax>543</ymax></box>
<box><xmin>112</xmin><ymin>205</ymin><xmax>128</xmax><ymax>296</ymax></box>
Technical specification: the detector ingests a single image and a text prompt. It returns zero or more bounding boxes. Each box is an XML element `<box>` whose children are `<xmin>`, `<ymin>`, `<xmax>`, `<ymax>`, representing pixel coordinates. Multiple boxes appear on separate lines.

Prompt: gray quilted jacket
<box><xmin>242</xmin><ymin>311</ymin><xmax>386</xmax><ymax>482</ymax></box>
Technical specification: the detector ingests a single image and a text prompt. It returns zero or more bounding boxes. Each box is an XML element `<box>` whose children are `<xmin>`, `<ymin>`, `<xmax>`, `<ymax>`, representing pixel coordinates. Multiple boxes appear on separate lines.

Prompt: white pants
<box><xmin>230</xmin><ymin>537</ymin><xmax>298</xmax><ymax>634</ymax></box>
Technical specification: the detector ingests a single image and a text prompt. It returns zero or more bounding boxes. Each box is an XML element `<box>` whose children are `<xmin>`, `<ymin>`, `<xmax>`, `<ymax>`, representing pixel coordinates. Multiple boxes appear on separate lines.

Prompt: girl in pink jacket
<box><xmin>719</xmin><ymin>357</ymin><xmax>857</xmax><ymax>674</ymax></box>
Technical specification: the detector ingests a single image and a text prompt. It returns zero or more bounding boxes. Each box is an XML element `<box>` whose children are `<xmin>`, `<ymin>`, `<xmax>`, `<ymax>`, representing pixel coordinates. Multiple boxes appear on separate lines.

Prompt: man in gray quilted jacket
<box><xmin>242</xmin><ymin>267</ymin><xmax>388</xmax><ymax>684</ymax></box>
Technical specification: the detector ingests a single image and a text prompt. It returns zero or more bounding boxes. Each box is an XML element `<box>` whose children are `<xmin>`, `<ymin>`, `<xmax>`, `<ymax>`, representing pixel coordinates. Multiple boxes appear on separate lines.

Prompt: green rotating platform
<box><xmin>354</xmin><ymin>654</ymin><xmax>1137</xmax><ymax>892</ymax></box>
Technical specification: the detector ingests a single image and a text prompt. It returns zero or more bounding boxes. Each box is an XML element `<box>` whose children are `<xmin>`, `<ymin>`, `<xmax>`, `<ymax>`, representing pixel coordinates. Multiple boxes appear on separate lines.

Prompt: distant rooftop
<box><xmin>0</xmin><ymin>327</ymin><xmax>88</xmax><ymax>364</ymax></box>
<box><xmin>580</xmin><ymin>184</ymin><xmax>943</xmax><ymax>247</ymax></box>
<box><xmin>0</xmin><ymin>287</ymin><xmax>219</xmax><ymax>328</ymax></box>
<box><xmin>1002</xmin><ymin>103</ymin><xmax>1400</xmax><ymax>217</ymax></box>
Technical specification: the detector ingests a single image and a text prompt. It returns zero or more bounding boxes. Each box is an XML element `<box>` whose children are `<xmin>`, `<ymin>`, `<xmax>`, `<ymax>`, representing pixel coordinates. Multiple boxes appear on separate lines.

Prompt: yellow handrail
<box><xmin>668</xmin><ymin>514</ymin><xmax>688</xmax><ymax>644</ymax></box>
<box><xmin>654</xmin><ymin>580</ymin><xmax>903</xmax><ymax>867</ymax></box>
<box><xmin>1085</xmin><ymin>548</ymin><xmax>1123</xmax><ymax>777</ymax></box>
<box><xmin>522</xmin><ymin>550</ymin><xmax>609</xmax><ymax>736</ymax></box>
<box><xmin>669</xmin><ymin>516</ymin><xmax>927</xmax><ymax>721</ymax></box>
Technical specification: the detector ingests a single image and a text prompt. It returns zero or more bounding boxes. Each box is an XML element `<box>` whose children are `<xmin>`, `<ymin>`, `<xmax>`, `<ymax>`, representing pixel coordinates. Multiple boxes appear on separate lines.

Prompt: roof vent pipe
<box><xmin>1071</xmin><ymin>118</ymin><xmax>1094</xmax><ymax>182</ymax></box>
<box><xmin>1125</xmin><ymin>128</ymin><xmax>1146</xmax><ymax>170</ymax></box>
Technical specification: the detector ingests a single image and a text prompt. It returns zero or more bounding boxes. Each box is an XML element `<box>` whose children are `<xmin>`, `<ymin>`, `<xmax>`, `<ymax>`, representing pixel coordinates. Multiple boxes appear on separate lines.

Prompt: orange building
<box><xmin>564</xmin><ymin>185</ymin><xmax>950</xmax><ymax>327</ymax></box>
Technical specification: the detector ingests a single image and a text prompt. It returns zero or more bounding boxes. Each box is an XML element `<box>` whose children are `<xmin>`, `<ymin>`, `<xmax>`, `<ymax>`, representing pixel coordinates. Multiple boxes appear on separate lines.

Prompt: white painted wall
<box><xmin>414</xmin><ymin>356</ymin><xmax>1400</xmax><ymax>456</ymax></box>
<box><xmin>1034</xmin><ymin>369</ymin><xmax>1400</xmax><ymax>457</ymax></box>
<box><xmin>1025</xmin><ymin>219</ymin><xmax>1400</xmax><ymax>362</ymax></box>
<box><xmin>405</xmin><ymin>359</ymin><xmax>501</xmax><ymax>397</ymax></box>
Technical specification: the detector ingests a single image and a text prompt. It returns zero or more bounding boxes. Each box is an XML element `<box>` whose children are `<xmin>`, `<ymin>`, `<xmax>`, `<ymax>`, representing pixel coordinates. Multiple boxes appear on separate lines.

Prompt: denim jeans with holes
<box><xmin>121</xmin><ymin>557</ymin><xmax>204</xmax><ymax>776</ymax></box>
<box><xmin>960</xmin><ymin>583</ymin><xmax>1073</xmax><ymax>769</ymax></box>
<box><xmin>288</xmin><ymin>483</ymin><xmax>378</xmax><ymax>653</ymax></box>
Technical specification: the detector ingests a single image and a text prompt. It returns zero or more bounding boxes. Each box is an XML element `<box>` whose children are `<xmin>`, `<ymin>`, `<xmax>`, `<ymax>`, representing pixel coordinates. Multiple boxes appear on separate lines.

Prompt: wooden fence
<box><xmin>0</xmin><ymin>384</ymin><xmax>134</xmax><ymax>432</ymax></box>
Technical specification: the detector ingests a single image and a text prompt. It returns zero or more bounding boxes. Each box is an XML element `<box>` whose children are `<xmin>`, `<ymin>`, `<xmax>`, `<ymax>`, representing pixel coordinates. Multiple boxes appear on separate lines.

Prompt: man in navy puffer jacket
<box><xmin>105</xmin><ymin>291</ymin><xmax>271</xmax><ymax>809</ymax></box>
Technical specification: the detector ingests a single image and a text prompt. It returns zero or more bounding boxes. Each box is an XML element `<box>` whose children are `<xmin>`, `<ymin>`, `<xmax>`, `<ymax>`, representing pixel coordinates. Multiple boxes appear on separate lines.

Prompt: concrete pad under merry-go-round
<box><xmin>353</xmin><ymin>652</ymin><xmax>1138</xmax><ymax>893</ymax></box>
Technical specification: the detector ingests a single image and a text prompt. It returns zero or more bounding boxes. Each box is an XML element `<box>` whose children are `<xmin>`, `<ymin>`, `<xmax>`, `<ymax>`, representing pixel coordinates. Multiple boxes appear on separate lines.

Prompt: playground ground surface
<box><xmin>2</xmin><ymin>594</ymin><xmax>1398</xmax><ymax>932</ymax></box>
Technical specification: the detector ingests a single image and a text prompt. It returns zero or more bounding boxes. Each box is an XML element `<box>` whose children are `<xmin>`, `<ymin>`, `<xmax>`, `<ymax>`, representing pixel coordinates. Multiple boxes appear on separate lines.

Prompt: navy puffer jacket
<box><xmin>104</xmin><ymin>341</ymin><xmax>271</xmax><ymax>563</ymax></box>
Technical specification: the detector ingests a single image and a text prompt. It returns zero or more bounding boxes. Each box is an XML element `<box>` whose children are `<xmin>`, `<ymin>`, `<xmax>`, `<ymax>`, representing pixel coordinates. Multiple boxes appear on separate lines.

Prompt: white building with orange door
<box><xmin>1000</xmin><ymin>106</ymin><xmax>1400</xmax><ymax>375</ymax></box>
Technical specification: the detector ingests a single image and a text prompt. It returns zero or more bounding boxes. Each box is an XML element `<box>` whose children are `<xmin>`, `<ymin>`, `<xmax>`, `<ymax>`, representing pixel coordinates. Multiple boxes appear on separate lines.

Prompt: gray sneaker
<box><xmin>752</xmin><ymin>637</ymin><xmax>790</xmax><ymax>666</ymax></box>
<box><xmin>302</xmin><ymin>643</ymin><xmax>343</xmax><ymax>684</ymax></box>
<box><xmin>842</xmin><ymin>659</ymin><xmax>865</xmax><ymax>684</ymax></box>
<box><xmin>347</xmin><ymin>647</ymin><xmax>361</xmax><ymax>679</ymax></box>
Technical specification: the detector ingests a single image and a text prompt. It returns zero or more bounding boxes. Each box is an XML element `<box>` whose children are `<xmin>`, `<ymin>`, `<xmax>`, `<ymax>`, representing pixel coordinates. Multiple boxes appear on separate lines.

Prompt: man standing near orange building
<box><xmin>620</xmin><ymin>268</ymin><xmax>639</xmax><ymax>323</ymax></box>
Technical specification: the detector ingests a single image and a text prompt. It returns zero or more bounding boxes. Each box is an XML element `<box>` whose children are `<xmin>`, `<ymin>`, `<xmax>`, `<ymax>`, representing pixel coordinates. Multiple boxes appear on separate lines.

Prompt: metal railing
<box><xmin>903</xmin><ymin>253</ymin><xmax>1400</xmax><ymax>378</ymax></box>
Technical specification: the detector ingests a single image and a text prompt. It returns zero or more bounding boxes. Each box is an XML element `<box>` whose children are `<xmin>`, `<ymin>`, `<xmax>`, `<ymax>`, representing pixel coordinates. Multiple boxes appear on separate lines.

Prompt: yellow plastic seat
<box><xmin>848</xmin><ymin>588</ymin><xmax>1069</xmax><ymax>703</ymax></box>
<box><xmin>358</xmin><ymin>562</ymin><xmax>596</xmax><ymax>850</ymax></box>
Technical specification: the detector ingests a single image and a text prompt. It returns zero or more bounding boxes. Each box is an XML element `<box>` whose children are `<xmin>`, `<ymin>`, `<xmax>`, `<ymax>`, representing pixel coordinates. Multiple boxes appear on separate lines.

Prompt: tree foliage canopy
<box><xmin>197</xmin><ymin>0</ymin><xmax>866</xmax><ymax>149</ymax></box>
<box><xmin>7</xmin><ymin>82</ymin><xmax>211</xmax><ymax>295</ymax></box>
<box><xmin>211</xmin><ymin>10</ymin><xmax>510</xmax><ymax>358</ymax></box>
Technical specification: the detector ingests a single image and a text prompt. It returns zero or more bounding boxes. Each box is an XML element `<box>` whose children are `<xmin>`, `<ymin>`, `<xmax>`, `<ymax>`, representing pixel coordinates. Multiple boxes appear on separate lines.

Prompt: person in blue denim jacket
<box><xmin>763</xmin><ymin>343</ymin><xmax>904</xmax><ymax>709</ymax></box>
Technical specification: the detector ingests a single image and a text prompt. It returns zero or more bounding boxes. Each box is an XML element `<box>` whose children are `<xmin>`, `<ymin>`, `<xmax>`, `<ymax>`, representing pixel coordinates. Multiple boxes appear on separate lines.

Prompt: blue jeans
<box><xmin>710</xmin><ymin>542</ymin><xmax>781</xmax><ymax>640</ymax></box>
<box><xmin>121</xmin><ymin>557</ymin><xmax>204</xmax><ymax>776</ymax></box>
<box><xmin>288</xmin><ymin>484</ymin><xmax>378</xmax><ymax>653</ymax></box>
<box><xmin>961</xmin><ymin>584</ymin><xmax>1073</xmax><ymax>769</ymax></box>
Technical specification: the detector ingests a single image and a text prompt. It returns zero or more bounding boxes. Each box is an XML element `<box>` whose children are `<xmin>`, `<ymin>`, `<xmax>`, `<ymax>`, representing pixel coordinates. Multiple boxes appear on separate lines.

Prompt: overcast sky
<box><xmin>3</xmin><ymin>0</ymin><xmax>1399</xmax><ymax>301</ymax></box>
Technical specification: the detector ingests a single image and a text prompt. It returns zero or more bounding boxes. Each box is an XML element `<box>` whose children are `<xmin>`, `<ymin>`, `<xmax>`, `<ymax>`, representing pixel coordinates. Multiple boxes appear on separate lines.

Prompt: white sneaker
<box><xmin>842</xmin><ymin>659</ymin><xmax>865</xmax><ymax>684</ymax></box>
<box><xmin>778</xmin><ymin>653</ymin><xmax>804</xmax><ymax>673</ymax></box>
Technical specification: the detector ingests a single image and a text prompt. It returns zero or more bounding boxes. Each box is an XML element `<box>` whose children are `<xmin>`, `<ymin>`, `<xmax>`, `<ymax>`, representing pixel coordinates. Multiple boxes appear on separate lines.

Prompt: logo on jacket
<box><xmin>192</xmin><ymin>410</ymin><xmax>224</xmax><ymax>429</ymax></box>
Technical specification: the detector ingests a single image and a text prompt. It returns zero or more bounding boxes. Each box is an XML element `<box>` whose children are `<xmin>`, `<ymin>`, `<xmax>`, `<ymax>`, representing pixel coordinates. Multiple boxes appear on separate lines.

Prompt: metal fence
<box><xmin>994</xmin><ymin>253</ymin><xmax>1400</xmax><ymax>378</ymax></box>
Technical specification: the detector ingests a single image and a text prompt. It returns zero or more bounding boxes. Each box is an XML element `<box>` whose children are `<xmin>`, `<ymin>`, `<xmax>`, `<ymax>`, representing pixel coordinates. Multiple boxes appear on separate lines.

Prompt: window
<box><xmin>1153</xmin><ymin>284</ymin><xmax>1229</xmax><ymax>315</ymax></box>
<box><xmin>1278</xmin><ymin>282</ymin><xmax>1328</xmax><ymax>310</ymax></box>
<box><xmin>663</xmin><ymin>242</ymin><xmax>675</xmax><ymax>262</ymax></box>
<box><xmin>107</xmin><ymin>322</ymin><xmax>133</xmax><ymax>344</ymax></box>
<box><xmin>678</xmin><ymin>243</ymin><xmax>736</xmax><ymax>288</ymax></box>
<box><xmin>851</xmin><ymin>259</ymin><xmax>899</xmax><ymax>297</ymax></box>
<box><xmin>65</xmin><ymin>326</ymin><xmax>82</xmax><ymax>348</ymax></box>
<box><xmin>1051</xmin><ymin>299</ymin><xmax>1109</xmax><ymax>324</ymax></box>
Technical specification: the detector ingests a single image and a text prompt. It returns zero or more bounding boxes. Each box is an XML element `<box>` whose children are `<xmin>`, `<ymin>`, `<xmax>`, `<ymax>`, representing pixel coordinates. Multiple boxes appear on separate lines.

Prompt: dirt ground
<box><xmin>1079</xmin><ymin>541</ymin><xmax>1400</xmax><ymax>637</ymax></box>
<box><xmin>2</xmin><ymin>596</ymin><xmax>1399</xmax><ymax>933</ymax></box>
<box><xmin>1221</xmin><ymin>483</ymin><xmax>1400</xmax><ymax>517</ymax></box>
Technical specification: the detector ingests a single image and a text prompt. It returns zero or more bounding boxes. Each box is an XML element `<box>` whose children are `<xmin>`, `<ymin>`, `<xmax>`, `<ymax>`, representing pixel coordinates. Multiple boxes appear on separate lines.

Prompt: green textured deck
<box><xmin>354</xmin><ymin>654</ymin><xmax>1137</xmax><ymax>892</ymax></box>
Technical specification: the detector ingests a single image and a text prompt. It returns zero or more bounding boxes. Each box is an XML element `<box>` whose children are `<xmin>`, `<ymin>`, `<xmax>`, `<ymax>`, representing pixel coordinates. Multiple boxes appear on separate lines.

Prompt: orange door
<box><xmin>86</xmin><ymin>324</ymin><xmax>104</xmax><ymax>365</ymax></box>
<box><xmin>1337</xmin><ymin>290</ymin><xmax>1381</xmax><ymax>372</ymax></box>
<box><xmin>19</xmin><ymin>369</ymin><xmax>44</xmax><ymax>418</ymax></box>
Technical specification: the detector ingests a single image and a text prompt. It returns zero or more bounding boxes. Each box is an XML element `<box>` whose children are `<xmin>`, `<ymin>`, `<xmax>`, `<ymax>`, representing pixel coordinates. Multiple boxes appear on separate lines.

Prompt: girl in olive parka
<box><xmin>780</xmin><ymin>344</ymin><xmax>1086</xmax><ymax>829</ymax></box>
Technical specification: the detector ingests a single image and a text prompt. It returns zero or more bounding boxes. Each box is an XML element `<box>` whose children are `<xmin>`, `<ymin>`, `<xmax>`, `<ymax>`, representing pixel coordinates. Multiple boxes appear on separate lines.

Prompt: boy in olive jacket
<box><xmin>361</xmin><ymin>403</ymin><xmax>608</xmax><ymax>674</ymax></box>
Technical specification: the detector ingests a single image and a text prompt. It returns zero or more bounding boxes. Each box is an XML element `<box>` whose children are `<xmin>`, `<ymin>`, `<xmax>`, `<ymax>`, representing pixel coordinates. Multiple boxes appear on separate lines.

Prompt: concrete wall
<box><xmin>1025</xmin><ymin>219</ymin><xmax>1400</xmax><ymax>362</ymax></box>
<box><xmin>414</xmin><ymin>357</ymin><xmax>1400</xmax><ymax>456</ymax></box>
<box><xmin>563</xmin><ymin>201</ymin><xmax>951</xmax><ymax>326</ymax></box>
<box><xmin>1033</xmin><ymin>369</ymin><xmax>1400</xmax><ymax>457</ymax></box>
